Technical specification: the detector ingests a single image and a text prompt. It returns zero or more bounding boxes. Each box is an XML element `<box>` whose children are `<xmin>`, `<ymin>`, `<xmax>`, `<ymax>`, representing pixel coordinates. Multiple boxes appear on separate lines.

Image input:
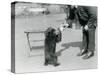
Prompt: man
<box><xmin>66</xmin><ymin>6</ymin><xmax>97</xmax><ymax>59</ymax></box>
<box><xmin>65</xmin><ymin>5</ymin><xmax>76</xmax><ymax>28</ymax></box>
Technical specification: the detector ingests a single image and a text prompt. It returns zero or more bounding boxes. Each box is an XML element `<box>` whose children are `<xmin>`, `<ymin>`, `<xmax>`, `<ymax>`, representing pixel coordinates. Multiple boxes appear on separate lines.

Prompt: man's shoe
<box><xmin>77</xmin><ymin>49</ymin><xmax>87</xmax><ymax>56</ymax></box>
<box><xmin>83</xmin><ymin>51</ymin><xmax>94</xmax><ymax>59</ymax></box>
<box><xmin>44</xmin><ymin>62</ymin><xmax>48</xmax><ymax>66</ymax></box>
<box><xmin>53</xmin><ymin>63</ymin><xmax>60</xmax><ymax>67</ymax></box>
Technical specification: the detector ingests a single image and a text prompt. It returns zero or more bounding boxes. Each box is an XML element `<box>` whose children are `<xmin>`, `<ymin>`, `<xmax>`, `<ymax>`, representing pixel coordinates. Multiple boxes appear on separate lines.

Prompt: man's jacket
<box><xmin>76</xmin><ymin>6</ymin><xmax>97</xmax><ymax>29</ymax></box>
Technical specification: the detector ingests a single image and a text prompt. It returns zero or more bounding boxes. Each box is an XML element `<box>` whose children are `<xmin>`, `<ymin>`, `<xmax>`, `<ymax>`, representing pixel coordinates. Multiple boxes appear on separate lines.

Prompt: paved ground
<box><xmin>15</xmin><ymin>13</ymin><xmax>97</xmax><ymax>73</ymax></box>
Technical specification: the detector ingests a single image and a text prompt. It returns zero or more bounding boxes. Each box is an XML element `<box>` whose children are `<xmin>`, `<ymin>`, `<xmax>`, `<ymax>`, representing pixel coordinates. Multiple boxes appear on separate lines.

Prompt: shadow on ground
<box><xmin>30</xmin><ymin>41</ymin><xmax>82</xmax><ymax>57</ymax></box>
<box><xmin>56</xmin><ymin>41</ymin><xmax>82</xmax><ymax>56</ymax></box>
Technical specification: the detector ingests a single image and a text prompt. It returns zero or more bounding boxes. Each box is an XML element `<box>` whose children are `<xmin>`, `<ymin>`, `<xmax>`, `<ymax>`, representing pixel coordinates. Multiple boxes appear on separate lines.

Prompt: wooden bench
<box><xmin>24</xmin><ymin>29</ymin><xmax>46</xmax><ymax>56</ymax></box>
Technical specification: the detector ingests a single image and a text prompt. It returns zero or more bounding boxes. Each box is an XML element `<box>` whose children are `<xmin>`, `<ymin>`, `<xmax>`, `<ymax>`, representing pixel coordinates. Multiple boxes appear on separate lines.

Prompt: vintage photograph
<box><xmin>11</xmin><ymin>1</ymin><xmax>97</xmax><ymax>73</ymax></box>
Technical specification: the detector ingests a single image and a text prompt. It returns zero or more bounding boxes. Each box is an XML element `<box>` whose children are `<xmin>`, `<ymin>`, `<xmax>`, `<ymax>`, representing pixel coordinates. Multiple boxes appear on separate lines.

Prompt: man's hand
<box><xmin>84</xmin><ymin>25</ymin><xmax>88</xmax><ymax>30</ymax></box>
<box><xmin>59</xmin><ymin>23</ymin><xmax>69</xmax><ymax>32</ymax></box>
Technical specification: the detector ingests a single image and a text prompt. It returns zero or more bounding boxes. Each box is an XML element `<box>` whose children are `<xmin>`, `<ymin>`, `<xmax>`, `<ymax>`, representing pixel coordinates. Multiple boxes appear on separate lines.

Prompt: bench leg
<box><xmin>26</xmin><ymin>32</ymin><xmax>31</xmax><ymax>57</ymax></box>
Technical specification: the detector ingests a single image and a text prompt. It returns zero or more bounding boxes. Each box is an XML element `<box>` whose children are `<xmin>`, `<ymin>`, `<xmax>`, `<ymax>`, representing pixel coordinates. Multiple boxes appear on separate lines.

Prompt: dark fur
<box><xmin>44</xmin><ymin>27</ymin><xmax>61</xmax><ymax>66</ymax></box>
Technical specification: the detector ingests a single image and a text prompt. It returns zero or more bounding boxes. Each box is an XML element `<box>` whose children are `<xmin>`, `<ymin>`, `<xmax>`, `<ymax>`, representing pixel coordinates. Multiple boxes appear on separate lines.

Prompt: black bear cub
<box><xmin>44</xmin><ymin>27</ymin><xmax>62</xmax><ymax>67</ymax></box>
